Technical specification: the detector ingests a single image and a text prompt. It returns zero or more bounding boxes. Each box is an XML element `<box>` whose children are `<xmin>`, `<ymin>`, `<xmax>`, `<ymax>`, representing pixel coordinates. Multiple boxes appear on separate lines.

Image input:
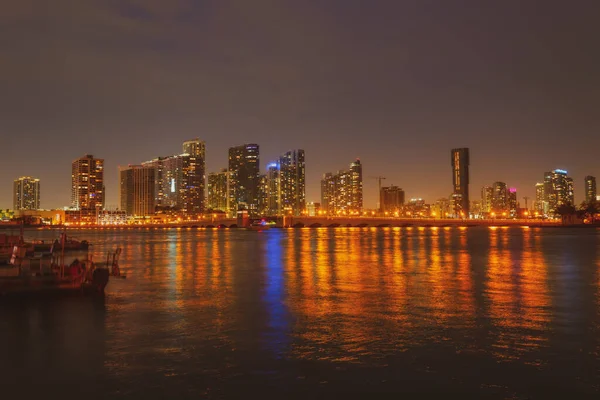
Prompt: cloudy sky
<box><xmin>1</xmin><ymin>0</ymin><xmax>599</xmax><ymax>209</ymax></box>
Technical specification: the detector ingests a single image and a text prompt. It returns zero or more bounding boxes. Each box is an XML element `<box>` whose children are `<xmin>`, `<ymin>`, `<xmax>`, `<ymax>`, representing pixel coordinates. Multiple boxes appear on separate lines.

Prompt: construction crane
<box><xmin>370</xmin><ymin>176</ymin><xmax>386</xmax><ymax>211</ymax></box>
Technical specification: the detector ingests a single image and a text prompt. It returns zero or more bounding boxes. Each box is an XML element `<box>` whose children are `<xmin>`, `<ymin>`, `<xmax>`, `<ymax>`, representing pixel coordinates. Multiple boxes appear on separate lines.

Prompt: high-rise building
<box><xmin>380</xmin><ymin>185</ymin><xmax>405</xmax><ymax>214</ymax></box>
<box><xmin>321</xmin><ymin>172</ymin><xmax>336</xmax><ymax>215</ymax></box>
<box><xmin>119</xmin><ymin>165</ymin><xmax>155</xmax><ymax>217</ymax></box>
<box><xmin>142</xmin><ymin>139</ymin><xmax>206</xmax><ymax>215</ymax></box>
<box><xmin>207</xmin><ymin>169</ymin><xmax>229</xmax><ymax>212</ymax></box>
<box><xmin>264</xmin><ymin>162</ymin><xmax>281</xmax><ymax>216</ymax></box>
<box><xmin>349</xmin><ymin>159</ymin><xmax>363</xmax><ymax>213</ymax></box>
<box><xmin>320</xmin><ymin>159</ymin><xmax>364</xmax><ymax>215</ymax></box>
<box><xmin>491</xmin><ymin>181</ymin><xmax>508</xmax><ymax>213</ymax></box>
<box><xmin>481</xmin><ymin>186</ymin><xmax>493</xmax><ymax>213</ymax></box>
<box><xmin>585</xmin><ymin>176</ymin><xmax>597</xmax><ymax>203</ymax></box>
<box><xmin>228</xmin><ymin>144</ymin><xmax>260</xmax><ymax>216</ymax></box>
<box><xmin>451</xmin><ymin>148</ymin><xmax>470</xmax><ymax>217</ymax></box>
<box><xmin>534</xmin><ymin>182</ymin><xmax>548</xmax><ymax>214</ymax></box>
<box><xmin>508</xmin><ymin>188</ymin><xmax>518</xmax><ymax>217</ymax></box>
<box><xmin>544</xmin><ymin>169</ymin><xmax>574</xmax><ymax>213</ymax></box>
<box><xmin>72</xmin><ymin>154</ymin><xmax>104</xmax><ymax>211</ymax></box>
<box><xmin>180</xmin><ymin>138</ymin><xmax>206</xmax><ymax>215</ymax></box>
<box><xmin>141</xmin><ymin>157</ymin><xmax>167</xmax><ymax>207</ymax></box>
<box><xmin>13</xmin><ymin>176</ymin><xmax>40</xmax><ymax>210</ymax></box>
<box><xmin>279</xmin><ymin>150</ymin><xmax>306</xmax><ymax>216</ymax></box>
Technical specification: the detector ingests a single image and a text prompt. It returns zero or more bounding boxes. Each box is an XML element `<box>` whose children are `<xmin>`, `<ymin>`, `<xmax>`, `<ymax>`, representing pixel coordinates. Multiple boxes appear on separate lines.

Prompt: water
<box><xmin>1</xmin><ymin>227</ymin><xmax>600</xmax><ymax>398</ymax></box>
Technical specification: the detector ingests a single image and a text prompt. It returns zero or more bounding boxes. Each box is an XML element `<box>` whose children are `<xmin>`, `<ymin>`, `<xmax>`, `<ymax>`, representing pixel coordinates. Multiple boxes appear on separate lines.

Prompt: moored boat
<box><xmin>0</xmin><ymin>234</ymin><xmax>109</xmax><ymax>296</ymax></box>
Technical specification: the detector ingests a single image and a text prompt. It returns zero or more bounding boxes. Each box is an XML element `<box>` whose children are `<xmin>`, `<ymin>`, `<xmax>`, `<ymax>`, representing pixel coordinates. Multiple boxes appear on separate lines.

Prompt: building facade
<box><xmin>321</xmin><ymin>172</ymin><xmax>336</xmax><ymax>215</ymax></box>
<box><xmin>380</xmin><ymin>185</ymin><xmax>405</xmax><ymax>214</ymax></box>
<box><xmin>119</xmin><ymin>165</ymin><xmax>156</xmax><ymax>217</ymax></box>
<box><xmin>180</xmin><ymin>138</ymin><xmax>206</xmax><ymax>214</ymax></box>
<box><xmin>13</xmin><ymin>176</ymin><xmax>40</xmax><ymax>210</ymax></box>
<box><xmin>320</xmin><ymin>159</ymin><xmax>363</xmax><ymax>215</ymax></box>
<box><xmin>207</xmin><ymin>169</ymin><xmax>229</xmax><ymax>212</ymax></box>
<box><xmin>491</xmin><ymin>181</ymin><xmax>508</xmax><ymax>214</ymax></box>
<box><xmin>508</xmin><ymin>188</ymin><xmax>518</xmax><ymax>218</ymax></box>
<box><xmin>264</xmin><ymin>163</ymin><xmax>281</xmax><ymax>216</ymax></box>
<box><xmin>544</xmin><ymin>169</ymin><xmax>574</xmax><ymax>213</ymax></box>
<box><xmin>585</xmin><ymin>175</ymin><xmax>597</xmax><ymax>203</ymax></box>
<box><xmin>141</xmin><ymin>139</ymin><xmax>206</xmax><ymax>215</ymax></box>
<box><xmin>534</xmin><ymin>182</ymin><xmax>548</xmax><ymax>215</ymax></box>
<box><xmin>141</xmin><ymin>157</ymin><xmax>167</xmax><ymax>207</ymax></box>
<box><xmin>72</xmin><ymin>154</ymin><xmax>104</xmax><ymax>211</ymax></box>
<box><xmin>228</xmin><ymin>144</ymin><xmax>260</xmax><ymax>216</ymax></box>
<box><xmin>279</xmin><ymin>150</ymin><xmax>306</xmax><ymax>216</ymax></box>
<box><xmin>451</xmin><ymin>148</ymin><xmax>470</xmax><ymax>217</ymax></box>
<box><xmin>481</xmin><ymin>186</ymin><xmax>493</xmax><ymax>214</ymax></box>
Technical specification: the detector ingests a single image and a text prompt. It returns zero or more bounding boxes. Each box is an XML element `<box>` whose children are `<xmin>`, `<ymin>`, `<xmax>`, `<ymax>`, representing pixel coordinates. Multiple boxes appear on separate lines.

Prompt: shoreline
<box><xmin>2</xmin><ymin>223</ymin><xmax>597</xmax><ymax>230</ymax></box>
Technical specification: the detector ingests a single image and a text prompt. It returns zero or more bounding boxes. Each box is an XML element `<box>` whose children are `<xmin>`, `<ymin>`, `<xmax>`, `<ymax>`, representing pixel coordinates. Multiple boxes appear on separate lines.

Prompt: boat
<box><xmin>246</xmin><ymin>219</ymin><xmax>272</xmax><ymax>231</ymax></box>
<box><xmin>30</xmin><ymin>236</ymin><xmax>90</xmax><ymax>253</ymax></box>
<box><xmin>0</xmin><ymin>233</ymin><xmax>110</xmax><ymax>296</ymax></box>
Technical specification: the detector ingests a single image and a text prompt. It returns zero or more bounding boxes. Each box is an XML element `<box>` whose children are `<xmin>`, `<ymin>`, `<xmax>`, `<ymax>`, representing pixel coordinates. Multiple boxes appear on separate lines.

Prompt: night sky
<box><xmin>2</xmin><ymin>0</ymin><xmax>599</xmax><ymax>210</ymax></box>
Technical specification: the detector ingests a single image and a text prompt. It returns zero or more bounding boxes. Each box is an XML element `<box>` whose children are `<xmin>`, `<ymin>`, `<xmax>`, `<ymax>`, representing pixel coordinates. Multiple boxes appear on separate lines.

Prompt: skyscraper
<box><xmin>180</xmin><ymin>138</ymin><xmax>206</xmax><ymax>214</ymax></box>
<box><xmin>481</xmin><ymin>186</ymin><xmax>493</xmax><ymax>213</ymax></box>
<box><xmin>119</xmin><ymin>165</ymin><xmax>155</xmax><ymax>217</ymax></box>
<box><xmin>141</xmin><ymin>157</ymin><xmax>167</xmax><ymax>207</ymax></box>
<box><xmin>72</xmin><ymin>154</ymin><xmax>104</xmax><ymax>211</ymax></box>
<box><xmin>279</xmin><ymin>150</ymin><xmax>306</xmax><ymax>216</ymax></box>
<box><xmin>491</xmin><ymin>181</ymin><xmax>508</xmax><ymax>213</ymax></box>
<box><xmin>207</xmin><ymin>169</ymin><xmax>229</xmax><ymax>212</ymax></box>
<box><xmin>508</xmin><ymin>188</ymin><xmax>518</xmax><ymax>217</ymax></box>
<box><xmin>142</xmin><ymin>139</ymin><xmax>206</xmax><ymax>215</ymax></box>
<box><xmin>451</xmin><ymin>148</ymin><xmax>470</xmax><ymax>217</ymax></box>
<box><xmin>544</xmin><ymin>169</ymin><xmax>574</xmax><ymax>213</ymax></box>
<box><xmin>321</xmin><ymin>172</ymin><xmax>336</xmax><ymax>215</ymax></box>
<box><xmin>535</xmin><ymin>182</ymin><xmax>547</xmax><ymax>214</ymax></box>
<box><xmin>320</xmin><ymin>159</ymin><xmax>364</xmax><ymax>215</ymax></box>
<box><xmin>585</xmin><ymin>176</ymin><xmax>597</xmax><ymax>203</ymax></box>
<box><xmin>349</xmin><ymin>159</ymin><xmax>363</xmax><ymax>213</ymax></box>
<box><xmin>13</xmin><ymin>176</ymin><xmax>40</xmax><ymax>210</ymax></box>
<box><xmin>228</xmin><ymin>144</ymin><xmax>260</xmax><ymax>216</ymax></box>
<box><xmin>380</xmin><ymin>185</ymin><xmax>405</xmax><ymax>214</ymax></box>
<box><xmin>265</xmin><ymin>162</ymin><xmax>281</xmax><ymax>216</ymax></box>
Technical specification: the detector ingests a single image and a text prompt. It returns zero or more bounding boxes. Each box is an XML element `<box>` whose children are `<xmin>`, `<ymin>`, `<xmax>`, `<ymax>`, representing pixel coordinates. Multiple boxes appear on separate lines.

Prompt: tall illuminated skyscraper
<box><xmin>535</xmin><ymin>182</ymin><xmax>548</xmax><ymax>214</ymax></box>
<box><xmin>349</xmin><ymin>159</ymin><xmax>363</xmax><ymax>213</ymax></box>
<box><xmin>142</xmin><ymin>139</ymin><xmax>206</xmax><ymax>215</ymax></box>
<box><xmin>321</xmin><ymin>173</ymin><xmax>336</xmax><ymax>215</ymax></box>
<box><xmin>544</xmin><ymin>169</ymin><xmax>574</xmax><ymax>213</ymax></box>
<box><xmin>13</xmin><ymin>176</ymin><xmax>40</xmax><ymax>210</ymax></box>
<box><xmin>228</xmin><ymin>144</ymin><xmax>260</xmax><ymax>216</ymax></box>
<box><xmin>264</xmin><ymin>162</ymin><xmax>281</xmax><ymax>216</ymax></box>
<box><xmin>320</xmin><ymin>159</ymin><xmax>363</xmax><ymax>215</ymax></box>
<box><xmin>207</xmin><ymin>169</ymin><xmax>229</xmax><ymax>212</ymax></box>
<box><xmin>72</xmin><ymin>154</ymin><xmax>104</xmax><ymax>211</ymax></box>
<box><xmin>279</xmin><ymin>150</ymin><xmax>306</xmax><ymax>216</ymax></box>
<box><xmin>119</xmin><ymin>165</ymin><xmax>155</xmax><ymax>217</ymax></box>
<box><xmin>451</xmin><ymin>148</ymin><xmax>470</xmax><ymax>217</ymax></box>
<box><xmin>585</xmin><ymin>176</ymin><xmax>597</xmax><ymax>203</ymax></box>
<box><xmin>180</xmin><ymin>138</ymin><xmax>206</xmax><ymax>214</ymax></box>
<box><xmin>481</xmin><ymin>186</ymin><xmax>493</xmax><ymax>213</ymax></box>
<box><xmin>491</xmin><ymin>181</ymin><xmax>507</xmax><ymax>213</ymax></box>
<box><xmin>508</xmin><ymin>187</ymin><xmax>518</xmax><ymax>217</ymax></box>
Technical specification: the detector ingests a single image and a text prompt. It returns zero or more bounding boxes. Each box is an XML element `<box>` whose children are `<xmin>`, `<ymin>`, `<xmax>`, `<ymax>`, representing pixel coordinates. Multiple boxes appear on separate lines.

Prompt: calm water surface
<box><xmin>1</xmin><ymin>227</ymin><xmax>600</xmax><ymax>398</ymax></box>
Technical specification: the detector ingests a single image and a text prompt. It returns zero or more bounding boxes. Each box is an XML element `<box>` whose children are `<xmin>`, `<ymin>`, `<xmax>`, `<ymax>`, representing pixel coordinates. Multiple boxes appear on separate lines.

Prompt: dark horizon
<box><xmin>2</xmin><ymin>1</ymin><xmax>599</xmax><ymax>209</ymax></box>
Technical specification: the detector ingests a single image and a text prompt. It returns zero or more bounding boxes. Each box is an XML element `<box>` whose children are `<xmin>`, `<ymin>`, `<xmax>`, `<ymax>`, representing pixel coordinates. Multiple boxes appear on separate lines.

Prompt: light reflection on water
<box><xmin>1</xmin><ymin>227</ymin><xmax>600</xmax><ymax>398</ymax></box>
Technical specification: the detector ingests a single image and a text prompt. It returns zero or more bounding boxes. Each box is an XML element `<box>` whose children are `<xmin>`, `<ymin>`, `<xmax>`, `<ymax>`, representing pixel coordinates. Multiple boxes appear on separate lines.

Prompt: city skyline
<box><xmin>1</xmin><ymin>2</ymin><xmax>599</xmax><ymax>209</ymax></box>
<box><xmin>2</xmin><ymin>142</ymin><xmax>598</xmax><ymax>212</ymax></box>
